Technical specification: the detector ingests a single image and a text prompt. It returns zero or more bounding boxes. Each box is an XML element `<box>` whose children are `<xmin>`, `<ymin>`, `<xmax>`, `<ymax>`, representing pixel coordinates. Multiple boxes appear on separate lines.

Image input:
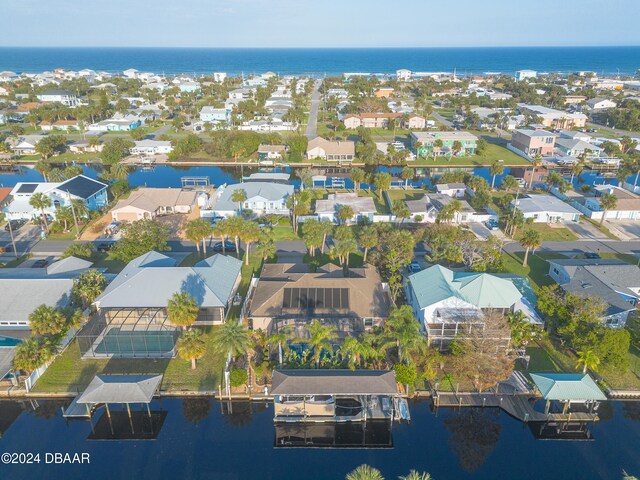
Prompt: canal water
<box><xmin>0</xmin><ymin>398</ymin><xmax>638</xmax><ymax>479</ymax></box>
<box><xmin>0</xmin><ymin>164</ymin><xmax>632</xmax><ymax>192</ymax></box>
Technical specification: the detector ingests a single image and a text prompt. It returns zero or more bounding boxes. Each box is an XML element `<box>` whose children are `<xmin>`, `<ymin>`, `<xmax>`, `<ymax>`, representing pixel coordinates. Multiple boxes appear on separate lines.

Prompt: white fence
<box><xmin>25</xmin><ymin>326</ymin><xmax>78</xmax><ymax>392</ymax></box>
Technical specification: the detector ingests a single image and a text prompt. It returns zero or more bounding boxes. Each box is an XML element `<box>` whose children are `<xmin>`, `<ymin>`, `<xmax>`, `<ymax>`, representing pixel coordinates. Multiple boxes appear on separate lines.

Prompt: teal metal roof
<box><xmin>530</xmin><ymin>373</ymin><xmax>607</xmax><ymax>401</ymax></box>
<box><xmin>407</xmin><ymin>265</ymin><xmax>523</xmax><ymax>310</ymax></box>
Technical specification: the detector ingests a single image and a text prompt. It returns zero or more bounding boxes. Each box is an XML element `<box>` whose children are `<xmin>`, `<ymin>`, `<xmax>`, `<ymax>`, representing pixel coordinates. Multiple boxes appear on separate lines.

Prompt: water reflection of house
<box><xmin>248</xmin><ymin>263</ymin><xmax>390</xmax><ymax>338</ymax></box>
<box><xmin>271</xmin><ymin>369</ymin><xmax>404</xmax><ymax>424</ymax></box>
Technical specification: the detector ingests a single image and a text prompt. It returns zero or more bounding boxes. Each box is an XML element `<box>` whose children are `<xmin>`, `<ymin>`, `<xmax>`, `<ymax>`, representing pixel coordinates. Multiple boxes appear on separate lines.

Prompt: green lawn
<box><xmin>303</xmin><ymin>251</ymin><xmax>364</xmax><ymax>271</ymax></box>
<box><xmin>32</xmin><ymin>332</ymin><xmax>227</xmax><ymax>393</ymax></box>
<box><xmin>514</xmin><ymin>223</ymin><xmax>578</xmax><ymax>242</ymax></box>
<box><xmin>269</xmin><ymin>225</ymin><xmax>300</xmax><ymax>241</ymax></box>
<box><xmin>524</xmin><ymin>346</ymin><xmax>564</xmax><ymax>373</ymax></box>
<box><xmin>386</xmin><ymin>189</ymin><xmax>426</xmax><ymax>202</ymax></box>
<box><xmin>501</xmin><ymin>251</ymin><xmax>567</xmax><ymax>289</ymax></box>
<box><xmin>90</xmin><ymin>252</ymin><xmax>126</xmax><ymax>274</ymax></box>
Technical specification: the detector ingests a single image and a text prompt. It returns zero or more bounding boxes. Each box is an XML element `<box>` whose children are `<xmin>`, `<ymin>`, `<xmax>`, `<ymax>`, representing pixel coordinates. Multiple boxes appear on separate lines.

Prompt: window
<box><xmin>364</xmin><ymin>318</ymin><xmax>373</xmax><ymax>328</ymax></box>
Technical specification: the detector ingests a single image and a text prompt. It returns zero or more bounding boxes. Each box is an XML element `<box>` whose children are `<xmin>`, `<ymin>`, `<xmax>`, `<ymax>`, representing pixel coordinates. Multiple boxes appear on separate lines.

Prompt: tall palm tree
<box><xmin>231</xmin><ymin>188</ymin><xmax>248</xmax><ymax>213</ymax></box>
<box><xmin>576</xmin><ymin>349</ymin><xmax>600</xmax><ymax>374</ymax></box>
<box><xmin>213</xmin><ymin>218</ymin><xmax>231</xmax><ymax>255</ymax></box>
<box><xmin>71</xmin><ymin>199</ymin><xmax>89</xmax><ymax>220</ymax></box>
<box><xmin>28</xmin><ymin>305</ymin><xmax>68</xmax><ymax>336</ymax></box>
<box><xmin>384</xmin><ymin>306</ymin><xmax>423</xmax><ymax>364</ymax></box>
<box><xmin>225</xmin><ymin>216</ymin><xmax>245</xmax><ymax>259</ymax></box>
<box><xmin>345</xmin><ymin>464</ymin><xmax>384</xmax><ymax>480</ymax></box>
<box><xmin>318</xmin><ymin>219</ymin><xmax>334</xmax><ymax>254</ymax></box>
<box><xmin>519</xmin><ymin>229</ymin><xmax>542</xmax><ymax>267</ymax></box>
<box><xmin>339</xmin><ymin>337</ymin><xmax>367</xmax><ymax>370</ymax></box>
<box><xmin>489</xmin><ymin>160</ymin><xmax>504</xmax><ymax>189</ymax></box>
<box><xmin>110</xmin><ymin>162</ymin><xmax>129</xmax><ymax>180</ymax></box>
<box><xmin>529</xmin><ymin>154</ymin><xmax>542</xmax><ymax>189</ymax></box>
<box><xmin>598</xmin><ymin>192</ymin><xmax>617</xmax><ymax>226</ymax></box>
<box><xmin>211</xmin><ymin>321</ymin><xmax>252</xmax><ymax>360</ymax></box>
<box><xmin>29</xmin><ymin>192</ymin><xmax>52</xmax><ymax>233</ymax></box>
<box><xmin>166</xmin><ymin>292</ymin><xmax>199</xmax><ymax>330</ymax></box>
<box><xmin>268</xmin><ymin>328</ymin><xmax>293</xmax><ymax>367</ymax></box>
<box><xmin>12</xmin><ymin>338</ymin><xmax>55</xmax><ymax>375</ymax></box>
<box><xmin>304</xmin><ymin>320</ymin><xmax>338</xmax><ymax>369</ymax></box>
<box><xmin>358</xmin><ymin>225</ymin><xmax>378</xmax><ymax>263</ymax></box>
<box><xmin>239</xmin><ymin>220</ymin><xmax>261</xmax><ymax>265</ymax></box>
<box><xmin>177</xmin><ymin>329</ymin><xmax>207</xmax><ymax>370</ymax></box>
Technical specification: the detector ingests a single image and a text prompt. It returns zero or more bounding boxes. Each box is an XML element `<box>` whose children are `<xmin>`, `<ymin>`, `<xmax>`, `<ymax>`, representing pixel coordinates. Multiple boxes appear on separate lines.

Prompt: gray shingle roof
<box><xmin>212</xmin><ymin>182</ymin><xmax>293</xmax><ymax>212</ymax></box>
<box><xmin>77</xmin><ymin>374</ymin><xmax>163</xmax><ymax>404</ymax></box>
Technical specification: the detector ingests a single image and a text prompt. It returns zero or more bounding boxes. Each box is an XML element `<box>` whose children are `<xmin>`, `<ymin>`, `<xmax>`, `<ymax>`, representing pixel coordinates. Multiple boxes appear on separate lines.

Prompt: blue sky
<box><xmin>1</xmin><ymin>0</ymin><xmax>638</xmax><ymax>47</ymax></box>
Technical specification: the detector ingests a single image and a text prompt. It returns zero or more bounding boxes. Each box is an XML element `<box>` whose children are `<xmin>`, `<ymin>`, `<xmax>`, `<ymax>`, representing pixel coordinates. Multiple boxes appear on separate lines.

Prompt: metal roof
<box><xmin>0</xmin><ymin>347</ymin><xmax>17</xmax><ymax>380</ymax></box>
<box><xmin>530</xmin><ymin>373</ymin><xmax>606</xmax><ymax>401</ymax></box>
<box><xmin>271</xmin><ymin>370</ymin><xmax>397</xmax><ymax>396</ymax></box>
<box><xmin>77</xmin><ymin>374</ymin><xmax>163</xmax><ymax>404</ymax></box>
<box><xmin>56</xmin><ymin>175</ymin><xmax>108</xmax><ymax>200</ymax></box>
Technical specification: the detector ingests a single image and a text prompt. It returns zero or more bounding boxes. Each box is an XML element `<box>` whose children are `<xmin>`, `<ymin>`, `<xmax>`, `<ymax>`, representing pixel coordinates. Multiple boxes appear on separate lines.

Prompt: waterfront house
<box><xmin>36</xmin><ymin>89</ymin><xmax>79</xmax><ymax>107</ymax></box>
<box><xmin>39</xmin><ymin>120</ymin><xmax>81</xmax><ymax>132</ymax></box>
<box><xmin>559</xmin><ymin>129</ymin><xmax>592</xmax><ymax>143</ymax></box>
<box><xmin>306</xmin><ymin>137</ymin><xmax>355</xmax><ymax>163</ymax></box>
<box><xmin>404</xmin><ymin>194</ymin><xmax>496</xmax><ymax>224</ymax></box>
<box><xmin>10</xmin><ymin>135</ymin><xmax>44</xmax><ymax>155</ymax></box>
<box><xmin>410</xmin><ymin>131</ymin><xmax>478</xmax><ymax>157</ymax></box>
<box><xmin>509</xmin><ymin>129</ymin><xmax>556</xmax><ymax>157</ymax></box>
<box><xmin>110</xmin><ymin>187</ymin><xmax>198</xmax><ymax>222</ymax></box>
<box><xmin>130</xmin><ymin>140</ymin><xmax>173</xmax><ymax>156</ymax></box>
<box><xmin>257</xmin><ymin>144</ymin><xmax>286</xmax><ymax>161</ymax></box>
<box><xmin>315</xmin><ymin>192</ymin><xmax>378</xmax><ymax>224</ymax></box>
<box><xmin>547</xmin><ymin>258</ymin><xmax>640</xmax><ymax>327</ymax></box>
<box><xmin>248</xmin><ymin>262</ymin><xmax>390</xmax><ymax>338</ymax></box>
<box><xmin>405</xmin><ymin>265</ymin><xmax>540</xmax><ymax>348</ymax></box>
<box><xmin>512</xmin><ymin>194</ymin><xmax>582</xmax><ymax>223</ymax></box>
<box><xmin>0</xmin><ymin>257</ymin><xmax>93</xmax><ymax>331</ymax></box>
<box><xmin>202</xmin><ymin>182</ymin><xmax>292</xmax><ymax>218</ymax></box>
<box><xmin>555</xmin><ymin>138</ymin><xmax>602</xmax><ymax>157</ymax></box>
<box><xmin>3</xmin><ymin>175</ymin><xmax>108</xmax><ymax>221</ymax></box>
<box><xmin>435</xmin><ymin>183</ymin><xmax>467</xmax><ymax>198</ymax></box>
<box><xmin>574</xmin><ymin>185</ymin><xmax>640</xmax><ymax>221</ymax></box>
<box><xmin>82</xmin><ymin>251</ymin><xmax>242</xmax><ymax>358</ymax></box>
<box><xmin>515</xmin><ymin>70</ymin><xmax>537</xmax><ymax>81</ymax></box>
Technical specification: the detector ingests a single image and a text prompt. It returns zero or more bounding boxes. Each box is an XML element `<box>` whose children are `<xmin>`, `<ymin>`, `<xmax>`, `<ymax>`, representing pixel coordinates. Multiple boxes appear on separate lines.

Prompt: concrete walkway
<box><xmin>305</xmin><ymin>79</ymin><xmax>323</xmax><ymax>139</ymax></box>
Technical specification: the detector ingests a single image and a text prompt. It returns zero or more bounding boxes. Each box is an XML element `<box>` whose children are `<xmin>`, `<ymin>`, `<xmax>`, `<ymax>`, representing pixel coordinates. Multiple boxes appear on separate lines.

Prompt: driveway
<box><xmin>305</xmin><ymin>79</ymin><xmax>322</xmax><ymax>139</ymax></box>
<box><xmin>467</xmin><ymin>222</ymin><xmax>502</xmax><ymax>240</ymax></box>
<box><xmin>0</xmin><ymin>223</ymin><xmax>44</xmax><ymax>255</ymax></box>
<box><xmin>565</xmin><ymin>221</ymin><xmax>609</xmax><ymax>240</ymax></box>
<box><xmin>604</xmin><ymin>221</ymin><xmax>640</xmax><ymax>240</ymax></box>
<box><xmin>276</xmin><ymin>240</ymin><xmax>306</xmax><ymax>263</ymax></box>
<box><xmin>431</xmin><ymin>110</ymin><xmax>453</xmax><ymax>128</ymax></box>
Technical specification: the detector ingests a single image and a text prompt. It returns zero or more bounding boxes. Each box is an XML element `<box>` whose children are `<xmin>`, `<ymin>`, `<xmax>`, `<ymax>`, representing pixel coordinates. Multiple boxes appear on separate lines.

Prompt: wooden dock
<box><xmin>433</xmin><ymin>392</ymin><xmax>599</xmax><ymax>424</ymax></box>
<box><xmin>62</xmin><ymin>396</ymin><xmax>92</xmax><ymax>419</ymax></box>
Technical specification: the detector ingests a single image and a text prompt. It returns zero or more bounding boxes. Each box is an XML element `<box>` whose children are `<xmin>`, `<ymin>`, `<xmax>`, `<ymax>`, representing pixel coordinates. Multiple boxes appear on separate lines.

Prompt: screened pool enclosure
<box><xmin>77</xmin><ymin>308</ymin><xmax>180</xmax><ymax>358</ymax></box>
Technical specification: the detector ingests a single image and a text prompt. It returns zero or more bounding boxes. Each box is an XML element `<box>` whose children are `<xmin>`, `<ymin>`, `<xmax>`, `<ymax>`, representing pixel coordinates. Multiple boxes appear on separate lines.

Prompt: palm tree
<box><xmin>399</xmin><ymin>471</ymin><xmax>432</xmax><ymax>480</ymax></box>
<box><xmin>225</xmin><ymin>216</ymin><xmax>246</xmax><ymax>259</ymax></box>
<box><xmin>239</xmin><ymin>220</ymin><xmax>261</xmax><ymax>265</ymax></box>
<box><xmin>28</xmin><ymin>305</ymin><xmax>68</xmax><ymax>336</ymax></box>
<box><xmin>55</xmin><ymin>206</ymin><xmax>74</xmax><ymax>231</ymax></box>
<box><xmin>373</xmin><ymin>172</ymin><xmax>392</xmax><ymax>200</ymax></box>
<box><xmin>211</xmin><ymin>321</ymin><xmax>252</xmax><ymax>360</ymax></box>
<box><xmin>110</xmin><ymin>162</ymin><xmax>129</xmax><ymax>180</ymax></box>
<box><xmin>34</xmin><ymin>160</ymin><xmax>52</xmax><ymax>182</ymax></box>
<box><xmin>319</xmin><ymin>219</ymin><xmax>334</xmax><ymax>254</ymax></box>
<box><xmin>519</xmin><ymin>229</ymin><xmax>542</xmax><ymax>267</ymax></box>
<box><xmin>177</xmin><ymin>329</ymin><xmax>207</xmax><ymax>370</ymax></box>
<box><xmin>29</xmin><ymin>192</ymin><xmax>52</xmax><ymax>233</ymax></box>
<box><xmin>401</xmin><ymin>167</ymin><xmax>414</xmax><ymax>188</ymax></box>
<box><xmin>268</xmin><ymin>329</ymin><xmax>292</xmax><ymax>367</ymax></box>
<box><xmin>570</xmin><ymin>160</ymin><xmax>585</xmax><ymax>184</ymax></box>
<box><xmin>254</xmin><ymin>236</ymin><xmax>277</xmax><ymax>262</ymax></box>
<box><xmin>599</xmin><ymin>192</ymin><xmax>617</xmax><ymax>226</ymax></box>
<box><xmin>576</xmin><ymin>349</ymin><xmax>600</xmax><ymax>374</ymax></box>
<box><xmin>166</xmin><ymin>292</ymin><xmax>199</xmax><ymax>330</ymax></box>
<box><xmin>213</xmin><ymin>218</ymin><xmax>231</xmax><ymax>255</ymax></box>
<box><xmin>185</xmin><ymin>218</ymin><xmax>214</xmax><ymax>256</ymax></box>
<box><xmin>304</xmin><ymin>320</ymin><xmax>337</xmax><ymax>368</ymax></box>
<box><xmin>71</xmin><ymin>199</ymin><xmax>89</xmax><ymax>220</ymax></box>
<box><xmin>337</xmin><ymin>205</ymin><xmax>355</xmax><ymax>224</ymax></box>
<box><xmin>358</xmin><ymin>225</ymin><xmax>378</xmax><ymax>263</ymax></box>
<box><xmin>489</xmin><ymin>160</ymin><xmax>504</xmax><ymax>189</ymax></box>
<box><xmin>384</xmin><ymin>305</ymin><xmax>423</xmax><ymax>363</ymax></box>
<box><xmin>351</xmin><ymin>167</ymin><xmax>365</xmax><ymax>191</ymax></box>
<box><xmin>529</xmin><ymin>154</ymin><xmax>542</xmax><ymax>189</ymax></box>
<box><xmin>12</xmin><ymin>338</ymin><xmax>55</xmax><ymax>375</ymax></box>
<box><xmin>339</xmin><ymin>336</ymin><xmax>367</xmax><ymax>370</ymax></box>
<box><xmin>329</xmin><ymin>237</ymin><xmax>358</xmax><ymax>268</ymax></box>
<box><xmin>345</xmin><ymin>464</ymin><xmax>384</xmax><ymax>480</ymax></box>
<box><xmin>231</xmin><ymin>188</ymin><xmax>248</xmax><ymax>213</ymax></box>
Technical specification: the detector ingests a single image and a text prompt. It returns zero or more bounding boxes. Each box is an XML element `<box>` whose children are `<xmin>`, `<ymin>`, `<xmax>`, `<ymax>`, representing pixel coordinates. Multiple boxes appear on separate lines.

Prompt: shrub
<box><xmin>414</xmin><ymin>215</ymin><xmax>423</xmax><ymax>222</ymax></box>
<box><xmin>394</xmin><ymin>362</ymin><xmax>417</xmax><ymax>385</ymax></box>
<box><xmin>48</xmin><ymin>221</ymin><xmax>64</xmax><ymax>234</ymax></box>
<box><xmin>229</xmin><ymin>368</ymin><xmax>248</xmax><ymax>387</ymax></box>
<box><xmin>63</xmin><ymin>242</ymin><xmax>93</xmax><ymax>259</ymax></box>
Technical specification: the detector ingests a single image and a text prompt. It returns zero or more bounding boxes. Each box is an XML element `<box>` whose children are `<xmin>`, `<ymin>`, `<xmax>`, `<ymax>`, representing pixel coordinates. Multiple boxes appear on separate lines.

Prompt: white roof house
<box><xmin>315</xmin><ymin>193</ymin><xmax>377</xmax><ymax>224</ymax></box>
<box><xmin>203</xmin><ymin>182</ymin><xmax>293</xmax><ymax>218</ymax></box>
<box><xmin>513</xmin><ymin>194</ymin><xmax>582</xmax><ymax>223</ymax></box>
<box><xmin>130</xmin><ymin>140</ymin><xmax>173</xmax><ymax>155</ymax></box>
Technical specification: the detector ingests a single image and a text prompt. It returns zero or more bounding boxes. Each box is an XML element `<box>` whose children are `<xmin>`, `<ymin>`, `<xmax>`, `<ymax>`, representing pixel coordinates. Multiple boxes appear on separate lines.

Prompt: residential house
<box><xmin>435</xmin><ymin>183</ymin><xmax>467</xmax><ymax>198</ymax></box>
<box><xmin>0</xmin><ymin>256</ymin><xmax>93</xmax><ymax>330</ymax></box>
<box><xmin>257</xmin><ymin>144</ymin><xmax>286</xmax><ymax>161</ymax></box>
<box><xmin>248</xmin><ymin>262</ymin><xmax>390</xmax><ymax>338</ymax></box>
<box><xmin>410</xmin><ymin>131</ymin><xmax>479</xmax><ymax>157</ymax></box>
<box><xmin>405</xmin><ymin>194</ymin><xmax>495</xmax><ymax>224</ymax></box>
<box><xmin>199</xmin><ymin>106</ymin><xmax>230</xmax><ymax>124</ymax></box>
<box><xmin>315</xmin><ymin>193</ymin><xmax>377</xmax><ymax>224</ymax></box>
<box><xmin>564</xmin><ymin>95</ymin><xmax>587</xmax><ymax>105</ymax></box>
<box><xmin>326</xmin><ymin>88</ymin><xmax>349</xmax><ymax>99</ymax></box>
<box><xmin>555</xmin><ymin>138</ymin><xmax>603</xmax><ymax>157</ymax></box>
<box><xmin>306</xmin><ymin>137</ymin><xmax>355</xmax><ymax>163</ymax></box>
<box><xmin>69</xmin><ymin>140</ymin><xmax>103</xmax><ymax>154</ymax></box>
<box><xmin>213</xmin><ymin>72</ymin><xmax>227</xmax><ymax>82</ymax></box>
<box><xmin>88</xmin><ymin>114</ymin><xmax>142</xmax><ymax>132</ymax></box>
<box><xmin>559</xmin><ymin>129</ymin><xmax>592</xmax><ymax>143</ymax></box>
<box><xmin>202</xmin><ymin>182</ymin><xmax>293</xmax><ymax>218</ymax></box>
<box><xmin>509</xmin><ymin>129</ymin><xmax>556</xmax><ymax>157</ymax></box>
<box><xmin>0</xmin><ymin>71</ymin><xmax>19</xmax><ymax>83</ymax></box>
<box><xmin>228</xmin><ymin>88</ymin><xmax>253</xmax><ymax>100</ymax></box>
<box><xmin>518</xmin><ymin>105</ymin><xmax>588</xmax><ymax>129</ymax></box>
<box><xmin>405</xmin><ymin>265</ymin><xmax>540</xmax><ymax>348</ymax></box>
<box><xmin>0</xmin><ymin>188</ymin><xmax>13</xmax><ymax>210</ymax></box>
<box><xmin>343</xmin><ymin>113</ymin><xmax>402</xmax><ymax>129</ymax></box>
<box><xmin>404</xmin><ymin>114</ymin><xmax>426</xmax><ymax>129</ymax></box>
<box><xmin>548</xmin><ymin>258</ymin><xmax>640</xmax><ymax>327</ymax></box>
<box><xmin>3</xmin><ymin>175</ymin><xmax>108</xmax><ymax>220</ymax></box>
<box><xmin>374</xmin><ymin>88</ymin><xmax>395</xmax><ymax>98</ymax></box>
<box><xmin>576</xmin><ymin>185</ymin><xmax>640</xmax><ymax>221</ymax></box>
<box><xmin>587</xmin><ymin>98</ymin><xmax>616</xmax><ymax>110</ymax></box>
<box><xmin>130</xmin><ymin>140</ymin><xmax>173</xmax><ymax>156</ymax></box>
<box><xmin>10</xmin><ymin>135</ymin><xmax>45</xmax><ymax>155</ymax></box>
<box><xmin>110</xmin><ymin>188</ymin><xmax>198</xmax><ymax>222</ymax></box>
<box><xmin>36</xmin><ymin>89</ymin><xmax>79</xmax><ymax>107</ymax></box>
<box><xmin>512</xmin><ymin>194</ymin><xmax>582</xmax><ymax>223</ymax></box>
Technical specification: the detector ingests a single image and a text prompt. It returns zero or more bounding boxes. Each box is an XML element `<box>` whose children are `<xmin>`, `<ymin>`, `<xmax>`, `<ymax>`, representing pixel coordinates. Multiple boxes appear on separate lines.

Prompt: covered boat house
<box><xmin>531</xmin><ymin>373</ymin><xmax>606</xmax><ymax>418</ymax></box>
<box><xmin>271</xmin><ymin>369</ymin><xmax>406</xmax><ymax>423</ymax></box>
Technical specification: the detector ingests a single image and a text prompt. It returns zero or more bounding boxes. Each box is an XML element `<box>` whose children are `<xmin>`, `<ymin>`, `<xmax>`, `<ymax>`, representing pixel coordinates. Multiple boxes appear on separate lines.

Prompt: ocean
<box><xmin>0</xmin><ymin>46</ymin><xmax>638</xmax><ymax>76</ymax></box>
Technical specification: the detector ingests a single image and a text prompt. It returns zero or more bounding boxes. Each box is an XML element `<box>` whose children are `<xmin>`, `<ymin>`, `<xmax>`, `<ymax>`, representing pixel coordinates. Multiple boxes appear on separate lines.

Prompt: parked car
<box><xmin>213</xmin><ymin>241</ymin><xmax>236</xmax><ymax>253</ymax></box>
<box><xmin>96</xmin><ymin>242</ymin><xmax>113</xmax><ymax>253</ymax></box>
<box><xmin>4</xmin><ymin>219</ymin><xmax>26</xmax><ymax>232</ymax></box>
<box><xmin>484</xmin><ymin>220</ymin><xmax>499</xmax><ymax>231</ymax></box>
<box><xmin>408</xmin><ymin>261</ymin><xmax>421</xmax><ymax>273</ymax></box>
<box><xmin>584</xmin><ymin>252</ymin><xmax>601</xmax><ymax>259</ymax></box>
<box><xmin>31</xmin><ymin>259</ymin><xmax>49</xmax><ymax>268</ymax></box>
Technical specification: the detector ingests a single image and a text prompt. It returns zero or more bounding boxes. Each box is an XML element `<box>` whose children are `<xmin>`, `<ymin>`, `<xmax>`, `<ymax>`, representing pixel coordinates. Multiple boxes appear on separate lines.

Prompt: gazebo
<box><xmin>530</xmin><ymin>373</ymin><xmax>607</xmax><ymax>415</ymax></box>
<box><xmin>76</xmin><ymin>374</ymin><xmax>163</xmax><ymax>428</ymax></box>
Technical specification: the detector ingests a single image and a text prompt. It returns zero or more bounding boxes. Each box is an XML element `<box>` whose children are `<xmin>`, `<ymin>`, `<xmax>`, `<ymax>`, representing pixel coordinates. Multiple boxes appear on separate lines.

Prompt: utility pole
<box><xmin>7</xmin><ymin>218</ymin><xmax>18</xmax><ymax>259</ymax></box>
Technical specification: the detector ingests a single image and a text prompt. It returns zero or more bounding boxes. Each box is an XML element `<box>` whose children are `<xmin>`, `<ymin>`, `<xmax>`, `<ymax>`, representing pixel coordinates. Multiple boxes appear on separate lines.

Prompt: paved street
<box><xmin>503</xmin><ymin>239</ymin><xmax>640</xmax><ymax>257</ymax></box>
<box><xmin>431</xmin><ymin>110</ymin><xmax>453</xmax><ymax>128</ymax></box>
<box><xmin>305</xmin><ymin>79</ymin><xmax>323</xmax><ymax>139</ymax></box>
